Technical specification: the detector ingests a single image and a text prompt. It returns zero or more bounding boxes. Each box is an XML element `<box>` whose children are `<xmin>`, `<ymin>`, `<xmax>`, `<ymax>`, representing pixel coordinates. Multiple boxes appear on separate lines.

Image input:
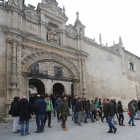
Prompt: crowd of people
<box><xmin>9</xmin><ymin>93</ymin><xmax>140</xmax><ymax>136</ymax></box>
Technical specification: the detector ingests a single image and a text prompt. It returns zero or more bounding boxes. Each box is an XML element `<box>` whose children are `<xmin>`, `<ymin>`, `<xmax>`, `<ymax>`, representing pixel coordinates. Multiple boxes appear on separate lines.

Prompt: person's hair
<box><xmin>95</xmin><ymin>98</ymin><xmax>98</xmax><ymax>102</ymax></box>
<box><xmin>14</xmin><ymin>97</ymin><xmax>20</xmax><ymax>102</ymax></box>
<box><xmin>107</xmin><ymin>99</ymin><xmax>110</xmax><ymax>101</ymax></box>
<box><xmin>78</xmin><ymin>98</ymin><xmax>81</xmax><ymax>100</ymax></box>
<box><xmin>57</xmin><ymin>97</ymin><xmax>60</xmax><ymax>99</ymax></box>
<box><xmin>99</xmin><ymin>98</ymin><xmax>101</xmax><ymax>101</ymax></box>
<box><xmin>41</xmin><ymin>95</ymin><xmax>44</xmax><ymax>100</ymax></box>
<box><xmin>62</xmin><ymin>96</ymin><xmax>66</xmax><ymax>99</ymax></box>
<box><xmin>74</xmin><ymin>95</ymin><xmax>77</xmax><ymax>97</ymax></box>
<box><xmin>118</xmin><ymin>101</ymin><xmax>121</xmax><ymax>105</ymax></box>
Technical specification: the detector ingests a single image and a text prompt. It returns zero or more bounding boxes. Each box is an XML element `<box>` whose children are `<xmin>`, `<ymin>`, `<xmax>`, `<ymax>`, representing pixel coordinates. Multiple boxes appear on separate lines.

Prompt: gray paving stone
<box><xmin>0</xmin><ymin>113</ymin><xmax>140</xmax><ymax>140</ymax></box>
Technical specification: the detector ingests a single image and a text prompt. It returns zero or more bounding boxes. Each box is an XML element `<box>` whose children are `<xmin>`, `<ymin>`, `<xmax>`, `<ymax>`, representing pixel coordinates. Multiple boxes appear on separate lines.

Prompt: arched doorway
<box><xmin>53</xmin><ymin>83</ymin><xmax>64</xmax><ymax>96</ymax></box>
<box><xmin>29</xmin><ymin>78</ymin><xmax>45</xmax><ymax>94</ymax></box>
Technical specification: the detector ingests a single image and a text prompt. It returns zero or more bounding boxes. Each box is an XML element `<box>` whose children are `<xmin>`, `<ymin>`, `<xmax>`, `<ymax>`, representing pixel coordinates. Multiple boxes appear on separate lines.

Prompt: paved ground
<box><xmin>0</xmin><ymin>113</ymin><xmax>140</xmax><ymax>140</ymax></box>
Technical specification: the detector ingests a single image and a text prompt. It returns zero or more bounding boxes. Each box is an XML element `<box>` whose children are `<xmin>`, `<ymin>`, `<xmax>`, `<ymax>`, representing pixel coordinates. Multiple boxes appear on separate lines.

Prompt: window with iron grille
<box><xmin>54</xmin><ymin>67</ymin><xmax>63</xmax><ymax>77</ymax></box>
<box><xmin>31</xmin><ymin>64</ymin><xmax>39</xmax><ymax>74</ymax></box>
<box><xmin>130</xmin><ymin>63</ymin><xmax>134</xmax><ymax>71</ymax></box>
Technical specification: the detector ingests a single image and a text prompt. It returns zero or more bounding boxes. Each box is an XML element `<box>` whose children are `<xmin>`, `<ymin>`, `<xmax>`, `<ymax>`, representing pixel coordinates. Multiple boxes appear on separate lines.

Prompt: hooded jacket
<box><xmin>58</xmin><ymin>100</ymin><xmax>68</xmax><ymax>116</ymax></box>
<box><xmin>129</xmin><ymin>104</ymin><xmax>135</xmax><ymax>118</ymax></box>
<box><xmin>18</xmin><ymin>98</ymin><xmax>33</xmax><ymax>121</ymax></box>
<box><xmin>9</xmin><ymin>97</ymin><xmax>20</xmax><ymax>117</ymax></box>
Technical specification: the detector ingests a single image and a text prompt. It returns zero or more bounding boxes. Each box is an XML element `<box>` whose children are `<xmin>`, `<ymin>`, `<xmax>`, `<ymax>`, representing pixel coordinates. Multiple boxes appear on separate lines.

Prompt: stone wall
<box><xmin>0</xmin><ymin>8</ymin><xmax>8</xmax><ymax>118</ymax></box>
<box><xmin>85</xmin><ymin>43</ymin><xmax>139</xmax><ymax>109</ymax></box>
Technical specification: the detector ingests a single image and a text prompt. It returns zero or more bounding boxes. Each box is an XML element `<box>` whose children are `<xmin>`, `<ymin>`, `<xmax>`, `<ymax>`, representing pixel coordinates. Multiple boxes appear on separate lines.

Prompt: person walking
<box><xmin>95</xmin><ymin>98</ymin><xmax>101</xmax><ymax>118</ymax></box>
<box><xmin>138</xmin><ymin>100</ymin><xmax>140</xmax><ymax>119</ymax></box>
<box><xmin>91</xmin><ymin>100</ymin><xmax>97</xmax><ymax>122</ymax></box>
<box><xmin>80</xmin><ymin>98</ymin><xmax>86</xmax><ymax>122</ymax></box>
<box><xmin>117</xmin><ymin>101</ymin><xmax>125</xmax><ymax>126</ymax></box>
<box><xmin>59</xmin><ymin>96</ymin><xmax>69</xmax><ymax>131</ymax></box>
<box><xmin>34</xmin><ymin>95</ymin><xmax>47</xmax><ymax>133</ymax></box>
<box><xmin>75</xmin><ymin>98</ymin><xmax>82</xmax><ymax>126</ymax></box>
<box><xmin>55</xmin><ymin>97</ymin><xmax>62</xmax><ymax>122</ymax></box>
<box><xmin>101</xmin><ymin>99</ymin><xmax>107</xmax><ymax>122</ymax></box>
<box><xmin>128</xmin><ymin>100</ymin><xmax>136</xmax><ymax>126</ymax></box>
<box><xmin>72</xmin><ymin>95</ymin><xmax>77</xmax><ymax>122</ymax></box>
<box><xmin>105</xmin><ymin>99</ymin><xmax>117</xmax><ymax>134</ymax></box>
<box><xmin>111</xmin><ymin>100</ymin><xmax>118</xmax><ymax>125</ymax></box>
<box><xmin>9</xmin><ymin>96</ymin><xmax>20</xmax><ymax>133</ymax></box>
<box><xmin>18</xmin><ymin>96</ymin><xmax>33</xmax><ymax>136</ymax></box>
<box><xmin>44</xmin><ymin>95</ymin><xmax>53</xmax><ymax>128</ymax></box>
<box><xmin>99</xmin><ymin>98</ymin><xmax>102</xmax><ymax>117</ymax></box>
<box><xmin>84</xmin><ymin>100</ymin><xmax>93</xmax><ymax>123</ymax></box>
<box><xmin>133</xmin><ymin>100</ymin><xmax>139</xmax><ymax>120</ymax></box>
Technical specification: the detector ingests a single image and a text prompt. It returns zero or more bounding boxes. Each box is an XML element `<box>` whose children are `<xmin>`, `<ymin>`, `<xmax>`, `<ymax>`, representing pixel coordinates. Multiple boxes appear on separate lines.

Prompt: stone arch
<box><xmin>21</xmin><ymin>50</ymin><xmax>80</xmax><ymax>80</ymax></box>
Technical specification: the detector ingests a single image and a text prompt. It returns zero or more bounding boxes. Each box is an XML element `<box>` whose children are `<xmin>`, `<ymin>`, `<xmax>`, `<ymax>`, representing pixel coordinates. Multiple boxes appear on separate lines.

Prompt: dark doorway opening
<box><xmin>29</xmin><ymin>78</ymin><xmax>45</xmax><ymax>94</ymax></box>
<box><xmin>53</xmin><ymin>83</ymin><xmax>64</xmax><ymax>96</ymax></box>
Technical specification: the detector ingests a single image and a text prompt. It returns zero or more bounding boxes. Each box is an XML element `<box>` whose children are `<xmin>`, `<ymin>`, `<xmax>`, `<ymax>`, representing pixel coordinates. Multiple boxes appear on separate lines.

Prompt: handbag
<box><xmin>128</xmin><ymin>110</ymin><xmax>130</xmax><ymax>115</ymax></box>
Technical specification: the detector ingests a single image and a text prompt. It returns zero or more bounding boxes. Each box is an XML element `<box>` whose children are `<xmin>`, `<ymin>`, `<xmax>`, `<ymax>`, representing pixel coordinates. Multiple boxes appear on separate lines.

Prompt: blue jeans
<box><xmin>21</xmin><ymin>120</ymin><xmax>29</xmax><ymax>135</ymax></box>
<box><xmin>130</xmin><ymin>117</ymin><xmax>134</xmax><ymax>123</ymax></box>
<box><xmin>85</xmin><ymin>112</ymin><xmax>92</xmax><ymax>121</ymax></box>
<box><xmin>36</xmin><ymin>114</ymin><xmax>45</xmax><ymax>132</ymax></box>
<box><xmin>73</xmin><ymin>110</ymin><xmax>77</xmax><ymax>122</ymax></box>
<box><xmin>107</xmin><ymin>117</ymin><xmax>117</xmax><ymax>131</ymax></box>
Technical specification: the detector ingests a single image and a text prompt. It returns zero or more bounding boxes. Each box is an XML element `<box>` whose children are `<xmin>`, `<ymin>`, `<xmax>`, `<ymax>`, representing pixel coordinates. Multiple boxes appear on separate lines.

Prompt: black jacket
<box><xmin>117</xmin><ymin>105</ymin><xmax>124</xmax><ymax>114</ymax></box>
<box><xmin>75</xmin><ymin>101</ymin><xmax>82</xmax><ymax>112</ymax></box>
<box><xmin>18</xmin><ymin>99</ymin><xmax>33</xmax><ymax>121</ymax></box>
<box><xmin>9</xmin><ymin>101</ymin><xmax>19</xmax><ymax>117</ymax></box>
<box><xmin>105</xmin><ymin>102</ymin><xmax>115</xmax><ymax>117</ymax></box>
<box><xmin>138</xmin><ymin>101</ymin><xmax>140</xmax><ymax>111</ymax></box>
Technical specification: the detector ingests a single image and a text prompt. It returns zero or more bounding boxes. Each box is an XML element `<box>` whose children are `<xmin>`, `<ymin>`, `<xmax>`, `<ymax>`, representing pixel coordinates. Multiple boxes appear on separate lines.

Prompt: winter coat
<box><xmin>133</xmin><ymin>102</ymin><xmax>138</xmax><ymax>112</ymax></box>
<box><xmin>72</xmin><ymin>99</ymin><xmax>77</xmax><ymax>107</ymax></box>
<box><xmin>117</xmin><ymin>105</ymin><xmax>124</xmax><ymax>114</ymax></box>
<box><xmin>58</xmin><ymin>100</ymin><xmax>68</xmax><ymax>116</ymax></box>
<box><xmin>86</xmin><ymin>102</ymin><xmax>91</xmax><ymax>112</ymax></box>
<box><xmin>138</xmin><ymin>100</ymin><xmax>140</xmax><ymax>111</ymax></box>
<box><xmin>34</xmin><ymin>99</ymin><xmax>46</xmax><ymax>115</ymax></box>
<box><xmin>99</xmin><ymin>101</ymin><xmax>102</xmax><ymax>108</ymax></box>
<box><xmin>91</xmin><ymin>103</ymin><xmax>97</xmax><ymax>112</ymax></box>
<box><xmin>75</xmin><ymin>101</ymin><xmax>82</xmax><ymax>112</ymax></box>
<box><xmin>29</xmin><ymin>97</ymin><xmax>36</xmax><ymax>105</ymax></box>
<box><xmin>9</xmin><ymin>101</ymin><xmax>19</xmax><ymax>117</ymax></box>
<box><xmin>105</xmin><ymin>102</ymin><xmax>115</xmax><ymax>117</ymax></box>
<box><xmin>96</xmin><ymin>101</ymin><xmax>101</xmax><ymax>108</ymax></box>
<box><xmin>80</xmin><ymin>100</ymin><xmax>85</xmax><ymax>110</ymax></box>
<box><xmin>18</xmin><ymin>99</ymin><xmax>33</xmax><ymax>121</ymax></box>
<box><xmin>129</xmin><ymin>104</ymin><xmax>135</xmax><ymax>118</ymax></box>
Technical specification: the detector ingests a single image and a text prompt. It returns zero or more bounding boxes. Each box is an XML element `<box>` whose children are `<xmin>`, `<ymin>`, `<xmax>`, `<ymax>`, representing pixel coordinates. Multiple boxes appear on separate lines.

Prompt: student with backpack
<box><xmin>44</xmin><ymin>95</ymin><xmax>53</xmax><ymax>128</ymax></box>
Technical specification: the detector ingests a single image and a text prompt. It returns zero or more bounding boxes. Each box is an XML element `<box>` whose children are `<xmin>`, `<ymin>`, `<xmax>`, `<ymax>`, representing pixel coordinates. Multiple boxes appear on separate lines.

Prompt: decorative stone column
<box><xmin>10</xmin><ymin>41</ymin><xmax>18</xmax><ymax>98</ymax></box>
<box><xmin>81</xmin><ymin>59</ymin><xmax>87</xmax><ymax>98</ymax></box>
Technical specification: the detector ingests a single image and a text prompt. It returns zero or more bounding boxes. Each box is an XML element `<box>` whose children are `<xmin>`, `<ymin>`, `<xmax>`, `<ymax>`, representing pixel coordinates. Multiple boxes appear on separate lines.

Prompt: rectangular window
<box><xmin>54</xmin><ymin>67</ymin><xmax>63</xmax><ymax>77</ymax></box>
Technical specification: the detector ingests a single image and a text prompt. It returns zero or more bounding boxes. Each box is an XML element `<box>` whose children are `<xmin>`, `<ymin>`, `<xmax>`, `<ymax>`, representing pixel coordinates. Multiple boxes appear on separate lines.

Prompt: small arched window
<box><xmin>130</xmin><ymin>63</ymin><xmax>134</xmax><ymax>71</ymax></box>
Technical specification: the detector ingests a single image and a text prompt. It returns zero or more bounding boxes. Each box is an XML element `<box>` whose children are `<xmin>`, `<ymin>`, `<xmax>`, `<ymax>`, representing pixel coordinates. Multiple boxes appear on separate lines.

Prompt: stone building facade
<box><xmin>0</xmin><ymin>0</ymin><xmax>140</xmax><ymax>118</ymax></box>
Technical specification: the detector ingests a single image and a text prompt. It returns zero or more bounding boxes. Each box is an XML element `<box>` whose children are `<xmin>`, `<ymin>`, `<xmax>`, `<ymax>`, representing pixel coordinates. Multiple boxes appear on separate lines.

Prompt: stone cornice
<box><xmin>124</xmin><ymin>50</ymin><xmax>140</xmax><ymax>60</ymax></box>
<box><xmin>1</xmin><ymin>26</ymin><xmax>89</xmax><ymax>57</ymax></box>
<box><xmin>84</xmin><ymin>37</ymin><xmax>121</xmax><ymax>57</ymax></box>
<box><xmin>0</xmin><ymin>3</ymin><xmax>20</xmax><ymax>13</ymax></box>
